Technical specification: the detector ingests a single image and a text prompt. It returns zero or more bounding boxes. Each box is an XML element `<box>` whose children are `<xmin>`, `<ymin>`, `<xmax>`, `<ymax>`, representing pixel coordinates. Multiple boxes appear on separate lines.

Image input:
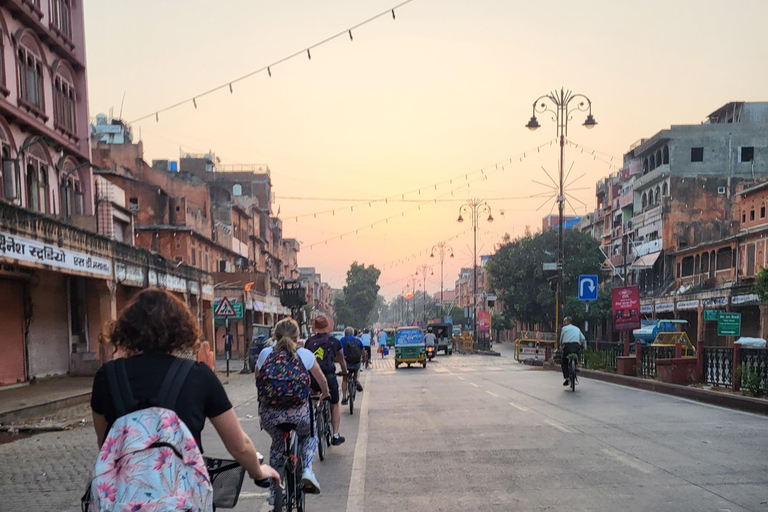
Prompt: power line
<box><xmin>129</xmin><ymin>0</ymin><xmax>417</xmax><ymax>124</ymax></box>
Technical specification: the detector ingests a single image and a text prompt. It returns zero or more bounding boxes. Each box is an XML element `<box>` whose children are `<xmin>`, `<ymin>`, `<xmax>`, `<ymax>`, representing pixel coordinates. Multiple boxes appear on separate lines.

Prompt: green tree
<box><xmin>754</xmin><ymin>267</ymin><xmax>768</xmax><ymax>302</ymax></box>
<box><xmin>485</xmin><ymin>229</ymin><xmax>605</xmax><ymax>327</ymax></box>
<box><xmin>334</xmin><ymin>262</ymin><xmax>381</xmax><ymax>328</ymax></box>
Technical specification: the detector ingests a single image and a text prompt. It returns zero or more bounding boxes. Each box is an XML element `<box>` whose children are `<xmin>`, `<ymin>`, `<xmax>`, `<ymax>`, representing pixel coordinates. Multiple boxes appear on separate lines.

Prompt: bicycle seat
<box><xmin>276</xmin><ymin>422</ymin><xmax>297</xmax><ymax>433</ymax></box>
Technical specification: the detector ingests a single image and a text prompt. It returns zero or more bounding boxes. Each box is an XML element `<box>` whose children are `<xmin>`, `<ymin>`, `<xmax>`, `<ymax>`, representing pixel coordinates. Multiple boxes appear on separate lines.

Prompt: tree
<box><xmin>754</xmin><ymin>267</ymin><xmax>768</xmax><ymax>302</ymax></box>
<box><xmin>491</xmin><ymin>312</ymin><xmax>511</xmax><ymax>340</ymax></box>
<box><xmin>485</xmin><ymin>229</ymin><xmax>605</xmax><ymax>328</ymax></box>
<box><xmin>334</xmin><ymin>262</ymin><xmax>381</xmax><ymax>328</ymax></box>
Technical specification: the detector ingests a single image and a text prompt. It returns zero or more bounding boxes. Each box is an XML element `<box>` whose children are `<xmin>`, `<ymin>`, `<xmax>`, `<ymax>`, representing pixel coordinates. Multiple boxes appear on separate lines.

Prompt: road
<box><xmin>2</xmin><ymin>344</ymin><xmax>768</xmax><ymax>511</ymax></box>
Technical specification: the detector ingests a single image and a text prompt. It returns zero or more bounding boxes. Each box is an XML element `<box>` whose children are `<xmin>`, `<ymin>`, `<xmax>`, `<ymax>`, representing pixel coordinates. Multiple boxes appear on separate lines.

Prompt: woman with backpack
<box><xmin>88</xmin><ymin>288</ymin><xmax>279</xmax><ymax>511</ymax></box>
<box><xmin>256</xmin><ymin>317</ymin><xmax>330</xmax><ymax>496</ymax></box>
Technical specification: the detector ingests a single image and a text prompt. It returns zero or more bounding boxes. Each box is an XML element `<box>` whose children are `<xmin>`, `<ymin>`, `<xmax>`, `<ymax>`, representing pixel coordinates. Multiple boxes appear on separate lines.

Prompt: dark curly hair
<box><xmin>107</xmin><ymin>288</ymin><xmax>200</xmax><ymax>354</ymax></box>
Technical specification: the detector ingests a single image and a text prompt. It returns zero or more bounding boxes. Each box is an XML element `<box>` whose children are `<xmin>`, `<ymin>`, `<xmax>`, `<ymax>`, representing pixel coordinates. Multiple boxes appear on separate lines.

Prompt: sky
<box><xmin>83</xmin><ymin>0</ymin><xmax>768</xmax><ymax>299</ymax></box>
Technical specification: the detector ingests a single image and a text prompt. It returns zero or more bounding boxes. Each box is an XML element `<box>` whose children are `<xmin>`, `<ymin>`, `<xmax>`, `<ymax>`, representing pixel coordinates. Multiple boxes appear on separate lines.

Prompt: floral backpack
<box><xmin>256</xmin><ymin>350</ymin><xmax>310</xmax><ymax>409</ymax></box>
<box><xmin>82</xmin><ymin>358</ymin><xmax>213</xmax><ymax>512</ymax></box>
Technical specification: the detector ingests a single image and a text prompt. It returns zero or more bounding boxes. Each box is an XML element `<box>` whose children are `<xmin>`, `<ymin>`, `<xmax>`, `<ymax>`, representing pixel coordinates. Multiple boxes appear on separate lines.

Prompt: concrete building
<box><xmin>298</xmin><ymin>267</ymin><xmax>334</xmax><ymax>318</ymax></box>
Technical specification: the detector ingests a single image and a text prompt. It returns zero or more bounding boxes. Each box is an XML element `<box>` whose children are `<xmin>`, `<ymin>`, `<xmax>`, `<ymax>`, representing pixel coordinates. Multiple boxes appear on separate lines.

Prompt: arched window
<box><xmin>701</xmin><ymin>252</ymin><xmax>710</xmax><ymax>274</ymax></box>
<box><xmin>656</xmin><ymin>149</ymin><xmax>662</xmax><ymax>167</ymax></box>
<box><xmin>663</xmin><ymin>145</ymin><xmax>669</xmax><ymax>164</ymax></box>
<box><xmin>710</xmin><ymin>251</ymin><xmax>716</xmax><ymax>278</ymax></box>
<box><xmin>655</xmin><ymin>186</ymin><xmax>661</xmax><ymax>204</ymax></box>
<box><xmin>662</xmin><ymin>182</ymin><xmax>668</xmax><ymax>196</ymax></box>
<box><xmin>642</xmin><ymin>192</ymin><xmax>647</xmax><ymax>209</ymax></box>
<box><xmin>649</xmin><ymin>154</ymin><xmax>656</xmax><ymax>170</ymax></box>
<box><xmin>50</xmin><ymin>0</ymin><xmax>72</xmax><ymax>41</ymax></box>
<box><xmin>0</xmin><ymin>119</ymin><xmax>14</xmax><ymax>201</ymax></box>
<box><xmin>52</xmin><ymin>61</ymin><xmax>76</xmax><ymax>133</ymax></box>
<box><xmin>16</xmin><ymin>33</ymin><xmax>45</xmax><ymax>111</ymax></box>
<box><xmin>643</xmin><ymin>158</ymin><xmax>649</xmax><ymax>174</ymax></box>
<box><xmin>232</xmin><ymin>184</ymin><xmax>242</xmax><ymax>196</ymax></box>
<box><xmin>742</xmin><ymin>211</ymin><xmax>747</xmax><ymax>223</ymax></box>
<box><xmin>695</xmin><ymin>254</ymin><xmax>700</xmax><ymax>274</ymax></box>
<box><xmin>25</xmin><ymin>147</ymin><xmax>48</xmax><ymax>214</ymax></box>
<box><xmin>750</xmin><ymin>208</ymin><xmax>756</xmax><ymax>221</ymax></box>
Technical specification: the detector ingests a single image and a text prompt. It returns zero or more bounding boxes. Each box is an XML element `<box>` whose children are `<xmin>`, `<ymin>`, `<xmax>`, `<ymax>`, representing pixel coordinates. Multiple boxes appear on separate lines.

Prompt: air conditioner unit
<box><xmin>717</xmin><ymin>186</ymin><xmax>726</xmax><ymax>195</ymax></box>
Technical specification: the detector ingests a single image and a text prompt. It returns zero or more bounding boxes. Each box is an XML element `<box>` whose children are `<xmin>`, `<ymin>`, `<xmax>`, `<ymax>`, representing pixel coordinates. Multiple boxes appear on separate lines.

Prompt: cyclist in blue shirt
<box><xmin>360</xmin><ymin>329</ymin><xmax>372</xmax><ymax>368</ymax></box>
<box><xmin>340</xmin><ymin>327</ymin><xmax>365</xmax><ymax>405</ymax></box>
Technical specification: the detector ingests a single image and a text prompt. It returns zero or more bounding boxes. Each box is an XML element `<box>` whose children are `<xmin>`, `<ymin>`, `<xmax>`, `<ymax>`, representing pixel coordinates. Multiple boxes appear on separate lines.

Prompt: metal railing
<box><xmin>703</xmin><ymin>347</ymin><xmax>733</xmax><ymax>386</ymax></box>
<box><xmin>738</xmin><ymin>348</ymin><xmax>768</xmax><ymax>390</ymax></box>
<box><xmin>639</xmin><ymin>345</ymin><xmax>675</xmax><ymax>377</ymax></box>
<box><xmin>600</xmin><ymin>343</ymin><xmax>625</xmax><ymax>371</ymax></box>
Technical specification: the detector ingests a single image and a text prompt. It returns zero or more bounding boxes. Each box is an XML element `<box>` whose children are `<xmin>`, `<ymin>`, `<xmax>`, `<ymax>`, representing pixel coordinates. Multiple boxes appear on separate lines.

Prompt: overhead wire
<box><xmin>129</xmin><ymin>0</ymin><xmax>417</xmax><ymax>124</ymax></box>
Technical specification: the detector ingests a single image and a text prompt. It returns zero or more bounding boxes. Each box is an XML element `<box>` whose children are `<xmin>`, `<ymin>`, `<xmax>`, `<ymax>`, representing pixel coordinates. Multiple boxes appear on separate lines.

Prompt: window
<box><xmin>17</xmin><ymin>46</ymin><xmax>44</xmax><ymax>110</ymax></box>
<box><xmin>742</xmin><ymin>211</ymin><xmax>747</xmax><ymax>223</ymax></box>
<box><xmin>663</xmin><ymin>145</ymin><xmax>669</xmax><ymax>164</ymax></box>
<box><xmin>761</xmin><ymin>206</ymin><xmax>765</xmax><ymax>219</ymax></box>
<box><xmin>54</xmin><ymin>76</ymin><xmax>76</xmax><ymax>133</ymax></box>
<box><xmin>691</xmin><ymin>147</ymin><xmax>704</xmax><ymax>162</ymax></box>
<box><xmin>750</xmin><ymin>209</ymin><xmax>755</xmax><ymax>221</ymax></box>
<box><xmin>740</xmin><ymin>146</ymin><xmax>754</xmax><ymax>163</ymax></box>
<box><xmin>649</xmin><ymin>154</ymin><xmax>655</xmax><ymax>170</ymax></box>
<box><xmin>642</xmin><ymin>192</ymin><xmax>647</xmax><ymax>209</ymax></box>
<box><xmin>716</xmin><ymin>247</ymin><xmax>733</xmax><ymax>271</ymax></box>
<box><xmin>662</xmin><ymin>182</ymin><xmax>668</xmax><ymax>196</ymax></box>
<box><xmin>49</xmin><ymin>0</ymin><xmax>72</xmax><ymax>40</ymax></box>
<box><xmin>233</xmin><ymin>184</ymin><xmax>242</xmax><ymax>196</ymax></box>
<box><xmin>128</xmin><ymin>197</ymin><xmax>138</xmax><ymax>211</ymax></box>
<box><xmin>747</xmin><ymin>244</ymin><xmax>756</xmax><ymax>277</ymax></box>
<box><xmin>643</xmin><ymin>158</ymin><xmax>649</xmax><ymax>174</ymax></box>
<box><xmin>656</xmin><ymin>149</ymin><xmax>662</xmax><ymax>167</ymax></box>
<box><xmin>25</xmin><ymin>156</ymin><xmax>47</xmax><ymax>213</ymax></box>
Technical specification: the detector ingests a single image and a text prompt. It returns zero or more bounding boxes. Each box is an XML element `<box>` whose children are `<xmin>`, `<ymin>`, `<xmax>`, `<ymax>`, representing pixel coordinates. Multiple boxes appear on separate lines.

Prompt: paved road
<box><xmin>3</xmin><ymin>344</ymin><xmax>768</xmax><ymax>511</ymax></box>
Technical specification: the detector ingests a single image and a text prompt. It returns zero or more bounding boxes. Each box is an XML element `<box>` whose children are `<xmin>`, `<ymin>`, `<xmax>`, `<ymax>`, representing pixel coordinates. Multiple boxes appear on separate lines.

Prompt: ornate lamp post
<box><xmin>416</xmin><ymin>264</ymin><xmax>433</xmax><ymax>326</ymax></box>
<box><xmin>457</xmin><ymin>199</ymin><xmax>494</xmax><ymax>344</ymax></box>
<box><xmin>431</xmin><ymin>242</ymin><xmax>454</xmax><ymax>317</ymax></box>
<box><xmin>525</xmin><ymin>88</ymin><xmax>596</xmax><ymax>345</ymax></box>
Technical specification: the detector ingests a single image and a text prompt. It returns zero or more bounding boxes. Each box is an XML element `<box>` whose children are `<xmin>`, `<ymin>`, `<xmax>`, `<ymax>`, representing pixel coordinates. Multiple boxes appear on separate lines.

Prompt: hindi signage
<box><xmin>703</xmin><ymin>309</ymin><xmax>721</xmax><ymax>322</ymax></box>
<box><xmin>478</xmin><ymin>311</ymin><xmax>491</xmax><ymax>332</ymax></box>
<box><xmin>702</xmin><ymin>297</ymin><xmax>728</xmax><ymax>308</ymax></box>
<box><xmin>640</xmin><ymin>304</ymin><xmax>653</xmax><ymax>314</ymax></box>
<box><xmin>612</xmin><ymin>285</ymin><xmax>641</xmax><ymax>331</ymax></box>
<box><xmin>655</xmin><ymin>302</ymin><xmax>674</xmax><ymax>313</ymax></box>
<box><xmin>0</xmin><ymin>231</ymin><xmax>111</xmax><ymax>278</ymax></box>
<box><xmin>731</xmin><ymin>294</ymin><xmax>759</xmax><ymax>305</ymax></box>
<box><xmin>676</xmin><ymin>299</ymin><xmax>699</xmax><ymax>311</ymax></box>
<box><xmin>717</xmin><ymin>312</ymin><xmax>741</xmax><ymax>337</ymax></box>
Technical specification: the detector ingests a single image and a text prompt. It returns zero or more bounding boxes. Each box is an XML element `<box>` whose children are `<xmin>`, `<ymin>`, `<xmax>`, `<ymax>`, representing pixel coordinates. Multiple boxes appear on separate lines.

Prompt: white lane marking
<box><xmin>509</xmin><ymin>401</ymin><xmax>528</xmax><ymax>411</ymax></box>
<box><xmin>457</xmin><ymin>376</ymin><xmax>465</xmax><ymax>381</ymax></box>
<box><xmin>601</xmin><ymin>448</ymin><xmax>653</xmax><ymax>474</ymax></box>
<box><xmin>545</xmin><ymin>420</ymin><xmax>571</xmax><ymax>433</ymax></box>
<box><xmin>485</xmin><ymin>391</ymin><xmax>499</xmax><ymax>397</ymax></box>
<box><xmin>460</xmin><ymin>367</ymin><xmax>476</xmax><ymax>372</ymax></box>
<box><xmin>240</xmin><ymin>491</ymin><xmax>269</xmax><ymax>499</ymax></box>
<box><xmin>470</xmin><ymin>382</ymin><xmax>480</xmax><ymax>388</ymax></box>
<box><xmin>432</xmin><ymin>367</ymin><xmax>449</xmax><ymax>373</ymax></box>
<box><xmin>346</xmin><ymin>371</ymin><xmax>370</xmax><ymax>512</ymax></box>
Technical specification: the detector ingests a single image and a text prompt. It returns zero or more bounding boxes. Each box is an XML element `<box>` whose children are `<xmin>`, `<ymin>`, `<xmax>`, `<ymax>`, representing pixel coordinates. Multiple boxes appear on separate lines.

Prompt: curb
<box><xmin>543</xmin><ymin>363</ymin><xmax>768</xmax><ymax>416</ymax></box>
<box><xmin>0</xmin><ymin>392</ymin><xmax>92</xmax><ymax>424</ymax></box>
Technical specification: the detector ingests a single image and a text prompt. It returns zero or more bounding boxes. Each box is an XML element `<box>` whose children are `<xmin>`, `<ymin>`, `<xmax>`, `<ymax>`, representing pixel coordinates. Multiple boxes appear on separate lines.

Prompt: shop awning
<box><xmin>632</xmin><ymin>251</ymin><xmax>661</xmax><ymax>270</ymax></box>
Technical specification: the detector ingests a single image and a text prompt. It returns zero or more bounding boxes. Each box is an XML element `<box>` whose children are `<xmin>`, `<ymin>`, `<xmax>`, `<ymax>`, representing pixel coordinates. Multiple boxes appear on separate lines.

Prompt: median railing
<box><xmin>639</xmin><ymin>345</ymin><xmax>676</xmax><ymax>377</ymax></box>
<box><xmin>703</xmin><ymin>347</ymin><xmax>734</xmax><ymax>387</ymax></box>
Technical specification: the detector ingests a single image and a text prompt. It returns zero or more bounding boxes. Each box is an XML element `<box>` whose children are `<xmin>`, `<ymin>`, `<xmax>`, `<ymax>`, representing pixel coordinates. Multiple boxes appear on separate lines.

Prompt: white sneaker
<box><xmin>301</xmin><ymin>468</ymin><xmax>321</xmax><ymax>494</ymax></box>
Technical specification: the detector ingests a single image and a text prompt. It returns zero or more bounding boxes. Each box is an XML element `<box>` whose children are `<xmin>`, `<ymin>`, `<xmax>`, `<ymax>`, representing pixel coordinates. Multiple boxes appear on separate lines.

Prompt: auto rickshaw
<box><xmin>394</xmin><ymin>326</ymin><xmax>426</xmax><ymax>369</ymax></box>
<box><xmin>384</xmin><ymin>328</ymin><xmax>396</xmax><ymax>348</ymax></box>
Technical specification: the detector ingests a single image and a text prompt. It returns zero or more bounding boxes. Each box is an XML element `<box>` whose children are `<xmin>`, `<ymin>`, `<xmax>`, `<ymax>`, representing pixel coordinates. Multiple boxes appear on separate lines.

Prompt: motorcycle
<box><xmin>426</xmin><ymin>345</ymin><xmax>435</xmax><ymax>361</ymax></box>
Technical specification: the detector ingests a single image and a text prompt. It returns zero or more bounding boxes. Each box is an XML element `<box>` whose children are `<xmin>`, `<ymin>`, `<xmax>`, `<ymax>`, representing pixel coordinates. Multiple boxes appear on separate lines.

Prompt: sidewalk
<box><xmin>0</xmin><ymin>377</ymin><xmax>93</xmax><ymax>424</ymax></box>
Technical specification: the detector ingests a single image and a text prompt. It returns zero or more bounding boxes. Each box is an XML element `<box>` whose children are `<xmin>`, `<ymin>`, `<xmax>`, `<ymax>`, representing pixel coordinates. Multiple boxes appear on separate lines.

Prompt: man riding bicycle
<box><xmin>560</xmin><ymin>316</ymin><xmax>586</xmax><ymax>386</ymax></box>
<box><xmin>340</xmin><ymin>327</ymin><xmax>365</xmax><ymax>405</ymax></box>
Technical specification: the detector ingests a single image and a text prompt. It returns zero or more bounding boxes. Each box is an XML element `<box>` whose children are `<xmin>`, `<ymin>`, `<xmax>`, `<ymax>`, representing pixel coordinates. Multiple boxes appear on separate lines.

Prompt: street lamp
<box><xmin>416</xmin><ymin>264</ymin><xmax>433</xmax><ymax>327</ymax></box>
<box><xmin>431</xmin><ymin>242</ymin><xmax>454</xmax><ymax>318</ymax></box>
<box><xmin>525</xmin><ymin>88</ymin><xmax>597</xmax><ymax>344</ymax></box>
<box><xmin>457</xmin><ymin>198</ymin><xmax>494</xmax><ymax>345</ymax></box>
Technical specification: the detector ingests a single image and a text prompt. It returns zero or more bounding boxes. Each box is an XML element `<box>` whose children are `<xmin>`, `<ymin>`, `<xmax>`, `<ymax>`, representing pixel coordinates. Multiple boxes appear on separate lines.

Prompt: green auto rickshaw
<box><xmin>383</xmin><ymin>328</ymin><xmax>396</xmax><ymax>348</ymax></box>
<box><xmin>394</xmin><ymin>326</ymin><xmax>426</xmax><ymax>369</ymax></box>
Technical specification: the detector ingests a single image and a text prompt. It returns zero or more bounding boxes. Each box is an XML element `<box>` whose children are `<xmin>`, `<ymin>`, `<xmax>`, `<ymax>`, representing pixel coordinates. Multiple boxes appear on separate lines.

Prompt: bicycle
<box><xmin>567</xmin><ymin>353</ymin><xmax>579</xmax><ymax>392</ymax></box>
<box><xmin>205</xmin><ymin>453</ymin><xmax>270</xmax><ymax>511</ymax></box>
<box><xmin>271</xmin><ymin>421</ymin><xmax>306</xmax><ymax>512</ymax></box>
<box><xmin>311</xmin><ymin>395</ymin><xmax>331</xmax><ymax>461</ymax></box>
<box><xmin>339</xmin><ymin>371</ymin><xmax>357</xmax><ymax>415</ymax></box>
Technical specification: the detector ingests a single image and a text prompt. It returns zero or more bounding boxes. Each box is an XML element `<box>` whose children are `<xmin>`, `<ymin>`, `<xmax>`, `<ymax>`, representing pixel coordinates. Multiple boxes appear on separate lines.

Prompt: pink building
<box><xmin>0</xmin><ymin>0</ymin><xmax>93</xmax><ymax>219</ymax></box>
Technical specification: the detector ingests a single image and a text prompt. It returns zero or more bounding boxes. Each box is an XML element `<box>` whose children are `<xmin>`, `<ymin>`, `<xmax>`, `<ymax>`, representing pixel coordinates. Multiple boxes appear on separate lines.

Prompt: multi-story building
<box><xmin>298</xmin><ymin>267</ymin><xmax>334</xmax><ymax>319</ymax></box>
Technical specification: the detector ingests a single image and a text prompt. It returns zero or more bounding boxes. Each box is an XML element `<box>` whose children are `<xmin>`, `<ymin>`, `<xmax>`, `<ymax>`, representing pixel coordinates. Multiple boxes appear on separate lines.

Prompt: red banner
<box><xmin>612</xmin><ymin>286</ymin><xmax>641</xmax><ymax>331</ymax></box>
<box><xmin>478</xmin><ymin>311</ymin><xmax>491</xmax><ymax>332</ymax></box>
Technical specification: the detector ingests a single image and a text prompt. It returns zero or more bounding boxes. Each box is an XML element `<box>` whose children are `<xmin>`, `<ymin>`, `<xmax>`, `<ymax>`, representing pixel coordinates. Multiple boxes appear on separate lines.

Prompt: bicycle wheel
<box><xmin>273</xmin><ymin>466</ymin><xmax>287</xmax><ymax>512</ymax></box>
<box><xmin>317</xmin><ymin>409</ymin><xmax>327</xmax><ymax>461</ymax></box>
<box><xmin>570</xmin><ymin>359</ymin><xmax>576</xmax><ymax>392</ymax></box>
<box><xmin>349</xmin><ymin>380</ymin><xmax>355</xmax><ymax>415</ymax></box>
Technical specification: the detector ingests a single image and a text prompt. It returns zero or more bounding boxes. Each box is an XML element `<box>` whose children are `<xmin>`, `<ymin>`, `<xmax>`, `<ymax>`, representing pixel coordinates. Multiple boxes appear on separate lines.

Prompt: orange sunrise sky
<box><xmin>84</xmin><ymin>0</ymin><xmax>768</xmax><ymax>299</ymax></box>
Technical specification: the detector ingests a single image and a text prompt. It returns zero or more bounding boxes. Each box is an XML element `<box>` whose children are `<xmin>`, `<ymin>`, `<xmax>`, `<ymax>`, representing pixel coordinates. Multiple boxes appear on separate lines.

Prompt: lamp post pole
<box><xmin>431</xmin><ymin>242</ymin><xmax>454</xmax><ymax>318</ymax></box>
<box><xmin>457</xmin><ymin>199</ymin><xmax>494</xmax><ymax>345</ymax></box>
<box><xmin>525</xmin><ymin>88</ymin><xmax>597</xmax><ymax>344</ymax></box>
<box><xmin>416</xmin><ymin>264</ymin><xmax>433</xmax><ymax>327</ymax></box>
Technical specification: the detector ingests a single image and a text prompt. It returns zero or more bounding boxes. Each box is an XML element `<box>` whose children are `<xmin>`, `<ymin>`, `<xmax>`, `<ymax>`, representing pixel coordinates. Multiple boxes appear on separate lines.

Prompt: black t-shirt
<box><xmin>305</xmin><ymin>333</ymin><xmax>342</xmax><ymax>374</ymax></box>
<box><xmin>91</xmin><ymin>354</ymin><xmax>232</xmax><ymax>452</ymax></box>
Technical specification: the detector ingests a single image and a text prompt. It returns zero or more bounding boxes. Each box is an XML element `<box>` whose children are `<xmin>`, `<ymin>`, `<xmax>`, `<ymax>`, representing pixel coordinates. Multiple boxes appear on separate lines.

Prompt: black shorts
<box><xmin>311</xmin><ymin>372</ymin><xmax>340</xmax><ymax>405</ymax></box>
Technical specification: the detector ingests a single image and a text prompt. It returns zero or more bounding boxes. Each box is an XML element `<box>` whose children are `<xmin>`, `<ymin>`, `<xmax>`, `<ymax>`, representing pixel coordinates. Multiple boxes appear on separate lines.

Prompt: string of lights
<box><xmin>303</xmin><ymin>139</ymin><xmax>557</xmax><ymax>249</ymax></box>
<box><xmin>379</xmin><ymin>228</ymin><xmax>471</xmax><ymax>270</ymax></box>
<box><xmin>129</xmin><ymin>0</ymin><xmax>417</xmax><ymax>124</ymax></box>
<box><xmin>287</xmin><ymin>139</ymin><xmax>556</xmax><ymax>222</ymax></box>
<box><xmin>565</xmin><ymin>139</ymin><xmax>621</xmax><ymax>171</ymax></box>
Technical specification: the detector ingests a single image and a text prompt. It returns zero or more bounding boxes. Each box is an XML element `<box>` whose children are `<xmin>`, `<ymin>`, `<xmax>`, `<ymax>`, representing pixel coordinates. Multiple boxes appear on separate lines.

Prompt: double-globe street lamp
<box><xmin>457</xmin><ymin>199</ymin><xmax>494</xmax><ymax>344</ymax></box>
<box><xmin>430</xmin><ymin>242</ymin><xmax>455</xmax><ymax>318</ymax></box>
<box><xmin>525</xmin><ymin>88</ymin><xmax>597</xmax><ymax>343</ymax></box>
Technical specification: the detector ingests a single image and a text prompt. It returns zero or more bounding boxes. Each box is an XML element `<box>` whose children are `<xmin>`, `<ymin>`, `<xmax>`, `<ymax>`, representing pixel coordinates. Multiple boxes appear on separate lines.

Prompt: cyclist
<box><xmin>340</xmin><ymin>327</ymin><xmax>365</xmax><ymax>405</ymax></box>
<box><xmin>256</xmin><ymin>318</ymin><xmax>329</xmax><ymax>496</ymax></box>
<box><xmin>560</xmin><ymin>316</ymin><xmax>586</xmax><ymax>386</ymax></box>
<box><xmin>378</xmin><ymin>330</ymin><xmax>388</xmax><ymax>357</ymax></box>
<box><xmin>305</xmin><ymin>315</ymin><xmax>349</xmax><ymax>445</ymax></box>
<box><xmin>90</xmin><ymin>289</ymin><xmax>280</xmax><ymax>500</ymax></box>
<box><xmin>360</xmin><ymin>328</ymin><xmax>372</xmax><ymax>366</ymax></box>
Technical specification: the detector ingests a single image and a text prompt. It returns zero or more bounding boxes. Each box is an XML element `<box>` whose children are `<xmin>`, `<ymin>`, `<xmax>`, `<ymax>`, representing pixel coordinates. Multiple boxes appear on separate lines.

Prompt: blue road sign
<box><xmin>578</xmin><ymin>275</ymin><xmax>598</xmax><ymax>301</ymax></box>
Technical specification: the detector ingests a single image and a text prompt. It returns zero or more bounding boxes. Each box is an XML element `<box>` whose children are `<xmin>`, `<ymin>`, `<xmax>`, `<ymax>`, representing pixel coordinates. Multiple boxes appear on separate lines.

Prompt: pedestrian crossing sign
<box><xmin>214</xmin><ymin>296</ymin><xmax>237</xmax><ymax>317</ymax></box>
